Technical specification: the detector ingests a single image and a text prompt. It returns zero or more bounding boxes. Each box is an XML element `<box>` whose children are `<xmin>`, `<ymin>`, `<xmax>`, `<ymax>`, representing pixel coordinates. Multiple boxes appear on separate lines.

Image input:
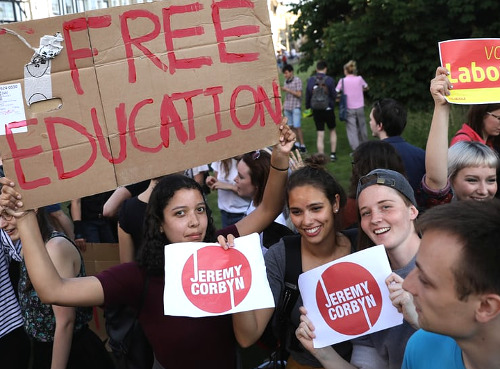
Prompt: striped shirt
<box><xmin>0</xmin><ymin>230</ymin><xmax>23</xmax><ymax>338</ymax></box>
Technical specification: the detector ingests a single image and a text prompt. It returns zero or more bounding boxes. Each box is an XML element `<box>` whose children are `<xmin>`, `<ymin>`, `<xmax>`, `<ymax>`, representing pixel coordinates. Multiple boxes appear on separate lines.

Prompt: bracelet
<box><xmin>270</xmin><ymin>163</ymin><xmax>289</xmax><ymax>172</ymax></box>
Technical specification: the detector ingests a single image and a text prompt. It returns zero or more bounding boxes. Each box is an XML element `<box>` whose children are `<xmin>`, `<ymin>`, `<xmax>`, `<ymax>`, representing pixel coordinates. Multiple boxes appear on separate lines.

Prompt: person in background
<box><xmin>205</xmin><ymin>158</ymin><xmax>250</xmax><ymax>228</ymax></box>
<box><xmin>369</xmin><ymin>98</ymin><xmax>425</xmax><ymax>194</ymax></box>
<box><xmin>102</xmin><ymin>181</ymin><xmax>149</xmax><ymax>219</ymax></box>
<box><xmin>305</xmin><ymin>60</ymin><xmax>338</xmax><ymax>161</ymax></box>
<box><xmin>71</xmin><ymin>191</ymin><xmax>117</xmax><ymax>251</ymax></box>
<box><xmin>450</xmin><ymin>103</ymin><xmax>500</xmax><ymax>148</ymax></box>
<box><xmin>282</xmin><ymin>64</ymin><xmax>306</xmax><ymax>152</ymax></box>
<box><xmin>235</xmin><ymin>149</ymin><xmax>294</xmax><ymax>249</ymax></box>
<box><xmin>46</xmin><ymin>203</ymin><xmax>75</xmax><ymax>240</ymax></box>
<box><xmin>2</xmin><ymin>208</ymin><xmax>113</xmax><ymax>369</ymax></box>
<box><xmin>335</xmin><ymin>60</ymin><xmax>369</xmax><ymax>151</ymax></box>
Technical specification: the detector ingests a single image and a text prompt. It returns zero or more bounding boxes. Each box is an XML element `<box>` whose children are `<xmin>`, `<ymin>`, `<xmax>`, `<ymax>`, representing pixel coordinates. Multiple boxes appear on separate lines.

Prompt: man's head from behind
<box><xmin>369</xmin><ymin>98</ymin><xmax>407</xmax><ymax>138</ymax></box>
<box><xmin>316</xmin><ymin>60</ymin><xmax>327</xmax><ymax>72</ymax></box>
<box><xmin>404</xmin><ymin>200</ymin><xmax>500</xmax><ymax>336</ymax></box>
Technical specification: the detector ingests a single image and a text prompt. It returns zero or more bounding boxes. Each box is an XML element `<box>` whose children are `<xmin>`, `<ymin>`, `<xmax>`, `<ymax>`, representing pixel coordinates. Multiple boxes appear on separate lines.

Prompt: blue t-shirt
<box><xmin>402</xmin><ymin>330</ymin><xmax>465</xmax><ymax>369</ymax></box>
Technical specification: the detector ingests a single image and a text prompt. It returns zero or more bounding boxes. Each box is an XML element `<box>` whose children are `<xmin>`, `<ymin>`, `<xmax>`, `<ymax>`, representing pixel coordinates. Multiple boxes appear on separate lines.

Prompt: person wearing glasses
<box><xmin>450</xmin><ymin>104</ymin><xmax>500</xmax><ymax>148</ymax></box>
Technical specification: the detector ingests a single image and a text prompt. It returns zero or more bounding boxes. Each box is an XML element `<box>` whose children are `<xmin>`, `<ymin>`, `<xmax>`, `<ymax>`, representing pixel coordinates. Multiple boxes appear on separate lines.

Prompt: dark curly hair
<box><xmin>286</xmin><ymin>153</ymin><xmax>346</xmax><ymax>234</ymax></box>
<box><xmin>136</xmin><ymin>174</ymin><xmax>216</xmax><ymax>275</ymax></box>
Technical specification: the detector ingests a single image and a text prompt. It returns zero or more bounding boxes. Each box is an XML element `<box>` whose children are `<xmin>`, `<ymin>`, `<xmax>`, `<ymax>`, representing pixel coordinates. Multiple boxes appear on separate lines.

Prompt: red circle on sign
<box><xmin>315</xmin><ymin>262</ymin><xmax>382</xmax><ymax>335</ymax></box>
<box><xmin>182</xmin><ymin>246</ymin><xmax>252</xmax><ymax>313</ymax></box>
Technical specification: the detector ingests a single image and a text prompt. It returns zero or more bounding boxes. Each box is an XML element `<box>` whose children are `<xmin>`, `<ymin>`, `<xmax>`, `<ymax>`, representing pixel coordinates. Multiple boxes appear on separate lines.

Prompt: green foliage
<box><xmin>290</xmin><ymin>0</ymin><xmax>500</xmax><ymax>108</ymax></box>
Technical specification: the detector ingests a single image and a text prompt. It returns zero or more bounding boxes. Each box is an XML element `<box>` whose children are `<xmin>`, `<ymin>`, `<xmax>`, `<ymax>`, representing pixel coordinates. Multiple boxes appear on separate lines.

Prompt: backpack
<box><xmin>310</xmin><ymin>75</ymin><xmax>329</xmax><ymax>110</ymax></box>
<box><xmin>255</xmin><ymin>230</ymin><xmax>358</xmax><ymax>368</ymax></box>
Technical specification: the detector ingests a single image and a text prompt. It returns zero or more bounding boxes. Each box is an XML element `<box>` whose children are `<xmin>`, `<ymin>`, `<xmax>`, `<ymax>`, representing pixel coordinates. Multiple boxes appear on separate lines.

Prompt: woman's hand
<box><xmin>296</xmin><ymin>307</ymin><xmax>341</xmax><ymax>366</ymax></box>
<box><xmin>430</xmin><ymin>66</ymin><xmax>452</xmax><ymax>106</ymax></box>
<box><xmin>386</xmin><ymin>273</ymin><xmax>419</xmax><ymax>329</ymax></box>
<box><xmin>296</xmin><ymin>306</ymin><xmax>317</xmax><ymax>354</ymax></box>
<box><xmin>217</xmin><ymin>234</ymin><xmax>235</xmax><ymax>250</ymax></box>
<box><xmin>290</xmin><ymin>149</ymin><xmax>304</xmax><ymax>172</ymax></box>
<box><xmin>276</xmin><ymin>118</ymin><xmax>296</xmax><ymax>155</ymax></box>
<box><xmin>0</xmin><ymin>177</ymin><xmax>30</xmax><ymax>217</ymax></box>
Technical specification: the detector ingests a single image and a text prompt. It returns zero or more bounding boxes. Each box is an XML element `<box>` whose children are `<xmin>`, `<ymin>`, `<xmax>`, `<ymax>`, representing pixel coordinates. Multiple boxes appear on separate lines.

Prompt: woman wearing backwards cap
<box><xmin>295</xmin><ymin>168</ymin><xmax>420</xmax><ymax>369</ymax></box>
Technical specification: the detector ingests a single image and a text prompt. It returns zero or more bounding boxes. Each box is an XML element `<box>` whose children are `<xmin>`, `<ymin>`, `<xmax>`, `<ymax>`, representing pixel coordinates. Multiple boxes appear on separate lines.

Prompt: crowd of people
<box><xmin>1</xmin><ymin>62</ymin><xmax>500</xmax><ymax>369</ymax></box>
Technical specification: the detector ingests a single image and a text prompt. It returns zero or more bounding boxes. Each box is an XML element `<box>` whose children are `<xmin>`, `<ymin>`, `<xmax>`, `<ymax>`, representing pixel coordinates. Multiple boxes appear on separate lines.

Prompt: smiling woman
<box><xmin>231</xmin><ymin>153</ymin><xmax>354</xmax><ymax>367</ymax></box>
<box><xmin>421</xmin><ymin>66</ymin><xmax>499</xmax><ymax>207</ymax></box>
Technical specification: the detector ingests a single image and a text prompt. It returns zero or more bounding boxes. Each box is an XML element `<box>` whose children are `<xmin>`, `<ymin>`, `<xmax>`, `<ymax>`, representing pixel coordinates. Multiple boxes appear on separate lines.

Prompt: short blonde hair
<box><xmin>448</xmin><ymin>141</ymin><xmax>499</xmax><ymax>180</ymax></box>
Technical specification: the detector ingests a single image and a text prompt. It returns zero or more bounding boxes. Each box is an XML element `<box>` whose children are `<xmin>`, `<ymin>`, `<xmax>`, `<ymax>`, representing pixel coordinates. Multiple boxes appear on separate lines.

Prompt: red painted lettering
<box><xmin>64</xmin><ymin>16</ymin><xmax>111</xmax><ymax>95</ymax></box>
<box><xmin>230</xmin><ymin>85</ymin><xmax>259</xmax><ymax>129</ymax></box>
<box><xmin>91</xmin><ymin>107</ymin><xmax>127</xmax><ymax>164</ymax></box>
<box><xmin>120</xmin><ymin>9</ymin><xmax>168</xmax><ymax>83</ymax></box>
<box><xmin>212</xmin><ymin>0</ymin><xmax>260</xmax><ymax>63</ymax></box>
<box><xmin>257</xmin><ymin>80</ymin><xmax>282</xmax><ymax>125</ymax></box>
<box><xmin>160</xmin><ymin>94</ymin><xmax>188</xmax><ymax>148</ymax></box>
<box><xmin>204</xmin><ymin>86</ymin><xmax>231</xmax><ymax>142</ymax></box>
<box><xmin>5</xmin><ymin>119</ymin><xmax>50</xmax><ymax>190</ymax></box>
<box><xmin>170</xmin><ymin>89</ymin><xmax>204</xmax><ymax>140</ymax></box>
<box><xmin>44</xmin><ymin>117</ymin><xmax>98</xmax><ymax>180</ymax></box>
<box><xmin>163</xmin><ymin>3</ymin><xmax>213</xmax><ymax>74</ymax></box>
<box><xmin>129</xmin><ymin>98</ymin><xmax>163</xmax><ymax>153</ymax></box>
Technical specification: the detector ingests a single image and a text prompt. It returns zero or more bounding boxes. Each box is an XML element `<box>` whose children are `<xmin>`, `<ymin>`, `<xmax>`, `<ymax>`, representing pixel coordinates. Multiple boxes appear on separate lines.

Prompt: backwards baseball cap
<box><xmin>356</xmin><ymin>169</ymin><xmax>417</xmax><ymax>207</ymax></box>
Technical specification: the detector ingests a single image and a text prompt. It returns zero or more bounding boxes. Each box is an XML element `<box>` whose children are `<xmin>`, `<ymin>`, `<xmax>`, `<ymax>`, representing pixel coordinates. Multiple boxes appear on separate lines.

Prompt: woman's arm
<box><xmin>424</xmin><ymin>67</ymin><xmax>452</xmax><ymax>191</ymax></box>
<box><xmin>70</xmin><ymin>198</ymin><xmax>86</xmax><ymax>251</ymax></box>
<box><xmin>0</xmin><ymin>180</ymin><xmax>104</xmax><ymax>307</ymax></box>
<box><xmin>232</xmin><ymin>308</ymin><xmax>274</xmax><ymax>347</ymax></box>
<box><xmin>234</xmin><ymin>121</ymin><xmax>295</xmax><ymax>236</ymax></box>
<box><xmin>46</xmin><ymin>237</ymin><xmax>78</xmax><ymax>369</ymax></box>
<box><xmin>103</xmin><ymin>186</ymin><xmax>131</xmax><ymax>218</ymax></box>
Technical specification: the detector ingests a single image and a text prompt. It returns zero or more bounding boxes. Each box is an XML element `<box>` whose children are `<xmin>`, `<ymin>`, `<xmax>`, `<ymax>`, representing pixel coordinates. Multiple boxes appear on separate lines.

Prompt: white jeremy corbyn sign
<box><xmin>163</xmin><ymin>233</ymin><xmax>274</xmax><ymax>317</ymax></box>
<box><xmin>299</xmin><ymin>245</ymin><xmax>403</xmax><ymax>347</ymax></box>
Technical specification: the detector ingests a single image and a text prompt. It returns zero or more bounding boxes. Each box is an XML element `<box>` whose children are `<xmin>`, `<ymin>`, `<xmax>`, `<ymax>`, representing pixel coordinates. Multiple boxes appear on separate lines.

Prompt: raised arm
<box><xmin>234</xmin><ymin>121</ymin><xmax>295</xmax><ymax>236</ymax></box>
<box><xmin>0</xmin><ymin>178</ymin><xmax>104</xmax><ymax>307</ymax></box>
<box><xmin>424</xmin><ymin>66</ymin><xmax>452</xmax><ymax>190</ymax></box>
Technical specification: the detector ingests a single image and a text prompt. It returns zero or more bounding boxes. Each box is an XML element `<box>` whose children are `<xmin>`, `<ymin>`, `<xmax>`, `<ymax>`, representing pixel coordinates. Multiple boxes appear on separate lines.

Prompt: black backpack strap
<box><xmin>274</xmin><ymin>235</ymin><xmax>302</xmax><ymax>368</ymax></box>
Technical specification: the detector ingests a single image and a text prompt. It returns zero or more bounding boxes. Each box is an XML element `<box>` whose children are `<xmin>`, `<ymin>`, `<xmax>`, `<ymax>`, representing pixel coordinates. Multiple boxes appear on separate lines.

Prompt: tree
<box><xmin>290</xmin><ymin>0</ymin><xmax>500</xmax><ymax>107</ymax></box>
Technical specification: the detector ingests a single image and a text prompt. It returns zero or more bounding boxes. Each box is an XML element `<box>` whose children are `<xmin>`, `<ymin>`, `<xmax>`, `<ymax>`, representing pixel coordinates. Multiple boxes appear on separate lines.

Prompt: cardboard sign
<box><xmin>0</xmin><ymin>0</ymin><xmax>281</xmax><ymax>209</ymax></box>
<box><xmin>163</xmin><ymin>233</ymin><xmax>274</xmax><ymax>317</ymax></box>
<box><xmin>298</xmin><ymin>245</ymin><xmax>403</xmax><ymax>347</ymax></box>
<box><xmin>439</xmin><ymin>38</ymin><xmax>500</xmax><ymax>104</ymax></box>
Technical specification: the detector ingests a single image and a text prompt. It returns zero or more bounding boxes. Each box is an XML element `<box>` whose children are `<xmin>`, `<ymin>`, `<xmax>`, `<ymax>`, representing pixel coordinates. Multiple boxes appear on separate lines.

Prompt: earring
<box><xmin>334</xmin><ymin>208</ymin><xmax>339</xmax><ymax>213</ymax></box>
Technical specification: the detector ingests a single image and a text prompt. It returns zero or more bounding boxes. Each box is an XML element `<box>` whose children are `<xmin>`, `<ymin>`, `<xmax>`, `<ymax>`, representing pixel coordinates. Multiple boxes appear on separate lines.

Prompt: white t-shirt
<box><xmin>211</xmin><ymin>160</ymin><xmax>250</xmax><ymax>214</ymax></box>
